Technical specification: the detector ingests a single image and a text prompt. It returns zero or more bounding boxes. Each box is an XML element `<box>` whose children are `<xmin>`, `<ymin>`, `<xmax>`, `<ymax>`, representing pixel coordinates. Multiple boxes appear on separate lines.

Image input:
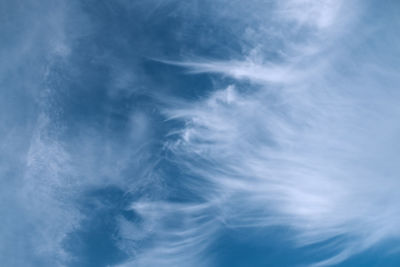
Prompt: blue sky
<box><xmin>2</xmin><ymin>0</ymin><xmax>400</xmax><ymax>266</ymax></box>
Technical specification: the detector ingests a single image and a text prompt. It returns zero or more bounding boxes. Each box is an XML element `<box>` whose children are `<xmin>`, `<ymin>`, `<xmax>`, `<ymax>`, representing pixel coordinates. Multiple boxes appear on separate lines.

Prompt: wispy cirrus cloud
<box><xmin>4</xmin><ymin>0</ymin><xmax>400</xmax><ymax>266</ymax></box>
<box><xmin>127</xmin><ymin>0</ymin><xmax>400</xmax><ymax>266</ymax></box>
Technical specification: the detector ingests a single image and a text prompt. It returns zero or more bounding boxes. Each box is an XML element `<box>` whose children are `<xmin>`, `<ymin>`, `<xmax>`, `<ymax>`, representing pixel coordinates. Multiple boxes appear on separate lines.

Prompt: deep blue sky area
<box><xmin>2</xmin><ymin>1</ymin><xmax>400</xmax><ymax>267</ymax></box>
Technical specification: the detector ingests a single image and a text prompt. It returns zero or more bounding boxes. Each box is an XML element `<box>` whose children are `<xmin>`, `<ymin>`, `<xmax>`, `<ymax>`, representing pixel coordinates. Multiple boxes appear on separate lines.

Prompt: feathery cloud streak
<box><xmin>141</xmin><ymin>0</ymin><xmax>400</xmax><ymax>266</ymax></box>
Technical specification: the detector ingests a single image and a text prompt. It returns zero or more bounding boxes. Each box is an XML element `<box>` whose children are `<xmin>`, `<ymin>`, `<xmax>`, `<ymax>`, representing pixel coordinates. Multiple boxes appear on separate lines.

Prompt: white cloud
<box><xmin>277</xmin><ymin>0</ymin><xmax>343</xmax><ymax>30</ymax></box>
<box><xmin>4</xmin><ymin>0</ymin><xmax>399</xmax><ymax>266</ymax></box>
<box><xmin>138</xmin><ymin>0</ymin><xmax>400</xmax><ymax>266</ymax></box>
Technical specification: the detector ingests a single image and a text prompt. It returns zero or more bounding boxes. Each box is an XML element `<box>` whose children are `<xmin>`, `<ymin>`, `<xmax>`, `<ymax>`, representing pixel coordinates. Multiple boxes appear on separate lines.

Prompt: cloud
<box><xmin>4</xmin><ymin>0</ymin><xmax>400</xmax><ymax>266</ymax></box>
<box><xmin>0</xmin><ymin>1</ymin><xmax>158</xmax><ymax>265</ymax></box>
<box><xmin>0</xmin><ymin>1</ymin><xmax>83</xmax><ymax>265</ymax></box>
<box><xmin>133</xmin><ymin>0</ymin><xmax>400</xmax><ymax>266</ymax></box>
<box><xmin>118</xmin><ymin>201</ymin><xmax>218</xmax><ymax>267</ymax></box>
<box><xmin>160</xmin><ymin>60</ymin><xmax>305</xmax><ymax>85</ymax></box>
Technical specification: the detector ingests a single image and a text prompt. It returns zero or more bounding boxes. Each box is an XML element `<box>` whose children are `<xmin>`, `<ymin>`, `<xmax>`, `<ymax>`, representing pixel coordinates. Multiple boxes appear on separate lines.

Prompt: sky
<box><xmin>2</xmin><ymin>0</ymin><xmax>400</xmax><ymax>266</ymax></box>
